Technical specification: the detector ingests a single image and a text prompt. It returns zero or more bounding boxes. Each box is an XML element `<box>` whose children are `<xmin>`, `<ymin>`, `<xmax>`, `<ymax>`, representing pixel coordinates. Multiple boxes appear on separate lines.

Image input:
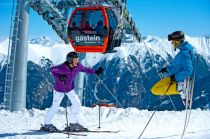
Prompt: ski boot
<box><xmin>182</xmin><ymin>98</ymin><xmax>191</xmax><ymax>108</ymax></box>
<box><xmin>40</xmin><ymin>124</ymin><xmax>58</xmax><ymax>132</ymax></box>
<box><xmin>64</xmin><ymin>123</ymin><xmax>88</xmax><ymax>132</ymax></box>
<box><xmin>180</xmin><ymin>92</ymin><xmax>186</xmax><ymax>105</ymax></box>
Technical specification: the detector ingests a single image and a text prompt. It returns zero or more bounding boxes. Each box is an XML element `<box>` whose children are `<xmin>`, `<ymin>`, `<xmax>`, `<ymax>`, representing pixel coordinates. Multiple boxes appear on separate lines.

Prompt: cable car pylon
<box><xmin>29</xmin><ymin>0</ymin><xmax>77</xmax><ymax>44</ymax></box>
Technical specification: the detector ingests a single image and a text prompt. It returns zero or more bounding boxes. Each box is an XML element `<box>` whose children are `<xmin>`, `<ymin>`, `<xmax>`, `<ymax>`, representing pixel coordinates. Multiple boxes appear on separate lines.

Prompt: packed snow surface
<box><xmin>0</xmin><ymin>107</ymin><xmax>210</xmax><ymax>139</ymax></box>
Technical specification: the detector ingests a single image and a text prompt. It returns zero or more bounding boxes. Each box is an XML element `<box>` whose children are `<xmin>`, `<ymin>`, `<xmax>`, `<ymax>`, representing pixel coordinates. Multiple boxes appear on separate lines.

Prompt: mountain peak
<box><xmin>29</xmin><ymin>36</ymin><xmax>55</xmax><ymax>47</ymax></box>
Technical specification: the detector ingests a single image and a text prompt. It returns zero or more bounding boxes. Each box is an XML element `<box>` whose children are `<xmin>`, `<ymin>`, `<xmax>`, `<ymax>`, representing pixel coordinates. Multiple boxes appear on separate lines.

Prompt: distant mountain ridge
<box><xmin>29</xmin><ymin>36</ymin><xmax>55</xmax><ymax>47</ymax></box>
<box><xmin>0</xmin><ymin>36</ymin><xmax>209</xmax><ymax>110</ymax></box>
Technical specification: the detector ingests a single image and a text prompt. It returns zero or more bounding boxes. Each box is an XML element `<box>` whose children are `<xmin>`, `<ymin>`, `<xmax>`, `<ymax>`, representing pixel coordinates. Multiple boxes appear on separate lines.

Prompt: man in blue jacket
<box><xmin>41</xmin><ymin>52</ymin><xmax>103</xmax><ymax>132</ymax></box>
<box><xmin>160</xmin><ymin>31</ymin><xmax>194</xmax><ymax>105</ymax></box>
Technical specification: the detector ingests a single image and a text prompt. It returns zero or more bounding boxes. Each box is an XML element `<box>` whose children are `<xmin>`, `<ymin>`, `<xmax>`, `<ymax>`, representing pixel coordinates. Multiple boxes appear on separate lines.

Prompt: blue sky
<box><xmin>0</xmin><ymin>0</ymin><xmax>210</xmax><ymax>41</ymax></box>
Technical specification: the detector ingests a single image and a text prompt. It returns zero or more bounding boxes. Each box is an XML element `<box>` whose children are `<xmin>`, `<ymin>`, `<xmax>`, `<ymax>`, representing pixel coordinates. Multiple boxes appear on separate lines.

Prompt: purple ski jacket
<box><xmin>50</xmin><ymin>62</ymin><xmax>95</xmax><ymax>93</ymax></box>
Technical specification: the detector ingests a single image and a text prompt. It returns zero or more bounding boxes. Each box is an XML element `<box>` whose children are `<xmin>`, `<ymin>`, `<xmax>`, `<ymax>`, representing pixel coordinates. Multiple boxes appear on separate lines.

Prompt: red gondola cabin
<box><xmin>68</xmin><ymin>6</ymin><xmax>120</xmax><ymax>53</ymax></box>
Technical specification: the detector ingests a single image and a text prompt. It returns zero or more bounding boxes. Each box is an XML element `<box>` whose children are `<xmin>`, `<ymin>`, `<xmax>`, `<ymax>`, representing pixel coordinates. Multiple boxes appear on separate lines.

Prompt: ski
<box><xmin>29</xmin><ymin>129</ymin><xmax>87</xmax><ymax>136</ymax></box>
<box><xmin>61</xmin><ymin>129</ymin><xmax>120</xmax><ymax>134</ymax></box>
<box><xmin>30</xmin><ymin>129</ymin><xmax>120</xmax><ymax>136</ymax></box>
<box><xmin>81</xmin><ymin>129</ymin><xmax>120</xmax><ymax>133</ymax></box>
<box><xmin>180</xmin><ymin>78</ymin><xmax>194</xmax><ymax>139</ymax></box>
<box><xmin>185</xmin><ymin>79</ymin><xmax>194</xmax><ymax>128</ymax></box>
<box><xmin>181</xmin><ymin>78</ymin><xmax>190</xmax><ymax>139</ymax></box>
<box><xmin>181</xmin><ymin>53</ymin><xmax>198</xmax><ymax>139</ymax></box>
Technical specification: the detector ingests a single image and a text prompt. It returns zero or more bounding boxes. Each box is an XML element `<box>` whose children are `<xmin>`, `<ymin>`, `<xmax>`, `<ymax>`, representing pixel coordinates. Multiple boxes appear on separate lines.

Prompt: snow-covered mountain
<box><xmin>29</xmin><ymin>36</ymin><xmax>56</xmax><ymax>47</ymax></box>
<box><xmin>0</xmin><ymin>36</ymin><xmax>210</xmax><ymax>110</ymax></box>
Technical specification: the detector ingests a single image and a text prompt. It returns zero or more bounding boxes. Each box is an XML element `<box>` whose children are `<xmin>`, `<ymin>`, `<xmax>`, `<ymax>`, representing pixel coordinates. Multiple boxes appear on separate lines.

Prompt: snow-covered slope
<box><xmin>0</xmin><ymin>107</ymin><xmax>210</xmax><ymax>139</ymax></box>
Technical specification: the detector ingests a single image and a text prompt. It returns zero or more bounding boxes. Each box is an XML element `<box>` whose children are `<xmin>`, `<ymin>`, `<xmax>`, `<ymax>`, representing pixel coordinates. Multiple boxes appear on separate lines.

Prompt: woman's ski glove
<box><xmin>59</xmin><ymin>74</ymin><xmax>67</xmax><ymax>81</ymax></box>
<box><xmin>95</xmin><ymin>67</ymin><xmax>103</xmax><ymax>76</ymax></box>
<box><xmin>159</xmin><ymin>67</ymin><xmax>167</xmax><ymax>73</ymax></box>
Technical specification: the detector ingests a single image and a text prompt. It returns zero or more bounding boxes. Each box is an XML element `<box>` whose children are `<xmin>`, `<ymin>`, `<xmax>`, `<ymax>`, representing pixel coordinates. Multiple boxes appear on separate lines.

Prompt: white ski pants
<box><xmin>44</xmin><ymin>89</ymin><xmax>81</xmax><ymax>125</ymax></box>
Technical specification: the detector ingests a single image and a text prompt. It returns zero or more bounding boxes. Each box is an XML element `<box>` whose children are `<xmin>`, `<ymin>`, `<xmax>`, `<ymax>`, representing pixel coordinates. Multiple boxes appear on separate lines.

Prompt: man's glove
<box><xmin>58</xmin><ymin>74</ymin><xmax>67</xmax><ymax>81</ymax></box>
<box><xmin>170</xmin><ymin>74</ymin><xmax>176</xmax><ymax>82</ymax></box>
<box><xmin>159</xmin><ymin>67</ymin><xmax>167</xmax><ymax>73</ymax></box>
<box><xmin>95</xmin><ymin>67</ymin><xmax>103</xmax><ymax>76</ymax></box>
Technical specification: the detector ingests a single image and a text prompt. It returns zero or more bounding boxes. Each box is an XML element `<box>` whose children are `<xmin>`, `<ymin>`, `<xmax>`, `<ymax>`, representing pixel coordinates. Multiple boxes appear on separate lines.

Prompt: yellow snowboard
<box><xmin>151</xmin><ymin>77</ymin><xmax>180</xmax><ymax>96</ymax></box>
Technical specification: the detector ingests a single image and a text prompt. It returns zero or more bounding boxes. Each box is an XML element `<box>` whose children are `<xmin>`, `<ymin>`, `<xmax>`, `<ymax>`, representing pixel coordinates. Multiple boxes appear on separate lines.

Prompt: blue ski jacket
<box><xmin>166</xmin><ymin>41</ymin><xmax>194</xmax><ymax>82</ymax></box>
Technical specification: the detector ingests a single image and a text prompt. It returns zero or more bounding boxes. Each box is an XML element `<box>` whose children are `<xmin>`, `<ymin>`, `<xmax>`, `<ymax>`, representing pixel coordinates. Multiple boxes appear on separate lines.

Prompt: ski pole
<box><xmin>143</xmin><ymin>39</ymin><xmax>177</xmax><ymax>111</ymax></box>
<box><xmin>137</xmin><ymin>81</ymin><xmax>173</xmax><ymax>139</ymax></box>
<box><xmin>96</xmin><ymin>75</ymin><xmax>124</xmax><ymax>108</ymax></box>
<box><xmin>65</xmin><ymin>106</ymin><xmax>70</xmax><ymax>138</ymax></box>
<box><xmin>98</xmin><ymin>105</ymin><xmax>101</xmax><ymax>129</ymax></box>
<box><xmin>63</xmin><ymin>80</ymin><xmax>70</xmax><ymax>138</ymax></box>
<box><xmin>158</xmin><ymin>72</ymin><xmax>177</xmax><ymax>110</ymax></box>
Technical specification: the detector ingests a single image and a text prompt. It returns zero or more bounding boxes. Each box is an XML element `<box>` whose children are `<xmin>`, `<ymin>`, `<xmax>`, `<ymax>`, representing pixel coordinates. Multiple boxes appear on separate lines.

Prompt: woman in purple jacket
<box><xmin>41</xmin><ymin>52</ymin><xmax>103</xmax><ymax>132</ymax></box>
